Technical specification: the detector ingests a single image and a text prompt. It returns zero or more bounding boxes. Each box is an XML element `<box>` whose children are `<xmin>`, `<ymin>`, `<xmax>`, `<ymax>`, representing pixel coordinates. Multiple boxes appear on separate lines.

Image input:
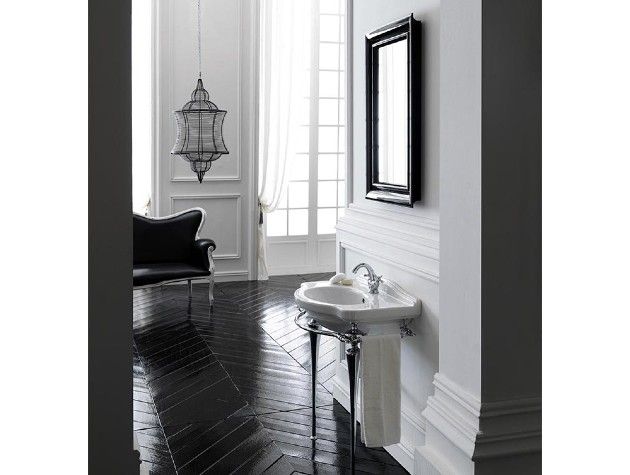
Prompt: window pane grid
<box><xmin>267</xmin><ymin>0</ymin><xmax>346</xmax><ymax>241</ymax></box>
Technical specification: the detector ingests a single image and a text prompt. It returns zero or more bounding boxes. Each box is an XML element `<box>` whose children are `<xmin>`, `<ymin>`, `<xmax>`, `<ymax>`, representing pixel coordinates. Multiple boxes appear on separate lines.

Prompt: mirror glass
<box><xmin>376</xmin><ymin>38</ymin><xmax>408</xmax><ymax>187</ymax></box>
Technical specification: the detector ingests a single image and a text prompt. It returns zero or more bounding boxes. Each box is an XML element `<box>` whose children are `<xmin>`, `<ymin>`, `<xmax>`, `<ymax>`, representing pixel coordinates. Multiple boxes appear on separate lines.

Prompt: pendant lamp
<box><xmin>171</xmin><ymin>0</ymin><xmax>229</xmax><ymax>183</ymax></box>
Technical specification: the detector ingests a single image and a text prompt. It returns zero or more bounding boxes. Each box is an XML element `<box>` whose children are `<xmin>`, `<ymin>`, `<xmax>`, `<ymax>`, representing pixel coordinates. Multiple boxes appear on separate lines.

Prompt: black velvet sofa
<box><xmin>133</xmin><ymin>208</ymin><xmax>216</xmax><ymax>304</ymax></box>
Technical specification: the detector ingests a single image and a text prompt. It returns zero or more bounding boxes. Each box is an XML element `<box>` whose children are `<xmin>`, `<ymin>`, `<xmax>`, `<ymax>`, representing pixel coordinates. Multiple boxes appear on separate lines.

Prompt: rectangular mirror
<box><xmin>366</xmin><ymin>15</ymin><xmax>421</xmax><ymax>206</ymax></box>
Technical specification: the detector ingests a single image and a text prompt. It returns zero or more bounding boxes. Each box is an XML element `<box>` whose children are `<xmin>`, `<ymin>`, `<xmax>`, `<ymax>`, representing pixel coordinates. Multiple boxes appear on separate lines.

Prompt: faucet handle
<box><xmin>368</xmin><ymin>275</ymin><xmax>382</xmax><ymax>294</ymax></box>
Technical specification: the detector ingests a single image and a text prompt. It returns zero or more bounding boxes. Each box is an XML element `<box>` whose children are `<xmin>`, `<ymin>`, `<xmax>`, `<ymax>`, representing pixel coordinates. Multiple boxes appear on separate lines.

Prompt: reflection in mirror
<box><xmin>366</xmin><ymin>14</ymin><xmax>420</xmax><ymax>206</ymax></box>
<box><xmin>377</xmin><ymin>39</ymin><xmax>408</xmax><ymax>187</ymax></box>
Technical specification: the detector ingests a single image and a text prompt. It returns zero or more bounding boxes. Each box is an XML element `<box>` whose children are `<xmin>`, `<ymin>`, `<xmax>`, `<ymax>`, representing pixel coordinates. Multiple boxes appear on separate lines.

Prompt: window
<box><xmin>266</xmin><ymin>0</ymin><xmax>347</xmax><ymax>238</ymax></box>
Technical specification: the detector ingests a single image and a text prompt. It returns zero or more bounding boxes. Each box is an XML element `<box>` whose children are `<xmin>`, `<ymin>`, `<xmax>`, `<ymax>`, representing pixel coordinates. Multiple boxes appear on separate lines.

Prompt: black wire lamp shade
<box><xmin>171</xmin><ymin>0</ymin><xmax>229</xmax><ymax>183</ymax></box>
<box><xmin>171</xmin><ymin>78</ymin><xmax>229</xmax><ymax>183</ymax></box>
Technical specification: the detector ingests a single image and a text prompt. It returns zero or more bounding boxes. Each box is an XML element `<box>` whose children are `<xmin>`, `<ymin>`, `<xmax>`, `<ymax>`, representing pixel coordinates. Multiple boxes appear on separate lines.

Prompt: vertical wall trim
<box><xmin>345</xmin><ymin>0</ymin><xmax>354</xmax><ymax>209</ymax></box>
<box><xmin>150</xmin><ymin>0</ymin><xmax>159</xmax><ymax>216</ymax></box>
<box><xmin>248</xmin><ymin>0</ymin><xmax>260</xmax><ymax>280</ymax></box>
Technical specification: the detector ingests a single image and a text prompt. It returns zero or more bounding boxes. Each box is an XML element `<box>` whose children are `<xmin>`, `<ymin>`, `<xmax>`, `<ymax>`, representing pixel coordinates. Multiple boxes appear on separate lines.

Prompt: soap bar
<box><xmin>340</xmin><ymin>278</ymin><xmax>354</xmax><ymax>286</ymax></box>
<box><xmin>328</xmin><ymin>273</ymin><xmax>347</xmax><ymax>285</ymax></box>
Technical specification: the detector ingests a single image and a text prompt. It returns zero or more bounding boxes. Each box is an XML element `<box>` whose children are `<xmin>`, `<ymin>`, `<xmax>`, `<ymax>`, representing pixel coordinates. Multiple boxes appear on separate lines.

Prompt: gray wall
<box><xmin>481</xmin><ymin>0</ymin><xmax>541</xmax><ymax>401</ymax></box>
<box><xmin>89</xmin><ymin>0</ymin><xmax>134</xmax><ymax>471</ymax></box>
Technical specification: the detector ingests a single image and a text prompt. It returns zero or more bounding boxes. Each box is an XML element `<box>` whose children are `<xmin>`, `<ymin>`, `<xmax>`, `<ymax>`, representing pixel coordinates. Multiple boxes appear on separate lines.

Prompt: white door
<box><xmin>265</xmin><ymin>0</ymin><xmax>348</xmax><ymax>275</ymax></box>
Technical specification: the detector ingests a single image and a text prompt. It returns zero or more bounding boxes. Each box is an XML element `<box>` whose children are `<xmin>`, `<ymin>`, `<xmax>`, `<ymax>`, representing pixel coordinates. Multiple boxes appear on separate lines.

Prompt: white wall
<box><xmin>153</xmin><ymin>0</ymin><xmax>257</xmax><ymax>281</ymax></box>
<box><xmin>339</xmin><ymin>2</ymin><xmax>541</xmax><ymax>472</ymax></box>
<box><xmin>335</xmin><ymin>0</ymin><xmax>441</xmax><ymax>471</ymax></box>
<box><xmin>437</xmin><ymin>0</ymin><xmax>482</xmax><ymax>402</ymax></box>
<box><xmin>418</xmin><ymin>1</ymin><xmax>541</xmax><ymax>473</ymax></box>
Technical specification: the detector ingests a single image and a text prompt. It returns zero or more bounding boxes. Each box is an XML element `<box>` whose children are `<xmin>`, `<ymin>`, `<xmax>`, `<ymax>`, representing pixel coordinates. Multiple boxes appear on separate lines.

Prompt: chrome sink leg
<box><xmin>346</xmin><ymin>341</ymin><xmax>360</xmax><ymax>474</ymax></box>
<box><xmin>308</xmin><ymin>320</ymin><xmax>321</xmax><ymax>440</ymax></box>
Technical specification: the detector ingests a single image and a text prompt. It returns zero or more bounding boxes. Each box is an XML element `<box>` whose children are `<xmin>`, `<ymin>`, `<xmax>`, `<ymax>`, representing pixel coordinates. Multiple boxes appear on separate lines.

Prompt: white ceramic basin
<box><xmin>294</xmin><ymin>278</ymin><xmax>421</xmax><ymax>327</ymax></box>
<box><xmin>302</xmin><ymin>286</ymin><xmax>367</xmax><ymax>306</ymax></box>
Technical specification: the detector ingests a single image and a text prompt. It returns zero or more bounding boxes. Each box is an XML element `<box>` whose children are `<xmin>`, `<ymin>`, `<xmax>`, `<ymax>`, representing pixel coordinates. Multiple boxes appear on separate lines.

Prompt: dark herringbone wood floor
<box><xmin>133</xmin><ymin>274</ymin><xmax>407</xmax><ymax>474</ymax></box>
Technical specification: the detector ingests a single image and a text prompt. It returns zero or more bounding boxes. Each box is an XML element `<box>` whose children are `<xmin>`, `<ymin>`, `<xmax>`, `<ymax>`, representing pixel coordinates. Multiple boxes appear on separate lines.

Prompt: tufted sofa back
<box><xmin>133</xmin><ymin>209</ymin><xmax>204</xmax><ymax>265</ymax></box>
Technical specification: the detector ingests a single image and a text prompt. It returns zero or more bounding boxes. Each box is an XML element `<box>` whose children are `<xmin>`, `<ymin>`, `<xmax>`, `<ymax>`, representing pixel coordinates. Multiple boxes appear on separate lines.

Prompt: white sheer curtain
<box><xmin>132</xmin><ymin>0</ymin><xmax>152</xmax><ymax>215</ymax></box>
<box><xmin>257</xmin><ymin>0</ymin><xmax>312</xmax><ymax>280</ymax></box>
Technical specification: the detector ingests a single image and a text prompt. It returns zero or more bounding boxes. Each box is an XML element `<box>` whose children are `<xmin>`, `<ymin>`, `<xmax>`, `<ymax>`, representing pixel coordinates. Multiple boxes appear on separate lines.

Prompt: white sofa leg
<box><xmin>208</xmin><ymin>249</ymin><xmax>215</xmax><ymax>307</ymax></box>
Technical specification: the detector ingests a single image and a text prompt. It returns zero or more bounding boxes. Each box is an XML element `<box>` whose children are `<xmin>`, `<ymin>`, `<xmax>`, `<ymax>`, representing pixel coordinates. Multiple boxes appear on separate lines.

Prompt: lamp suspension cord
<box><xmin>197</xmin><ymin>0</ymin><xmax>202</xmax><ymax>78</ymax></box>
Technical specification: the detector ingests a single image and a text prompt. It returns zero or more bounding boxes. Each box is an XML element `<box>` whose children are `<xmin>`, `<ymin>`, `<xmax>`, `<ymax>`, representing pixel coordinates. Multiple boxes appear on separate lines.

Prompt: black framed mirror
<box><xmin>366</xmin><ymin>15</ymin><xmax>421</xmax><ymax>206</ymax></box>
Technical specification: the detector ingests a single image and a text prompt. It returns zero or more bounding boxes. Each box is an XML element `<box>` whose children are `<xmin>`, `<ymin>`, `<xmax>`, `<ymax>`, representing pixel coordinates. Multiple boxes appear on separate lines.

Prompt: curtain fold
<box><xmin>257</xmin><ymin>0</ymin><xmax>312</xmax><ymax>280</ymax></box>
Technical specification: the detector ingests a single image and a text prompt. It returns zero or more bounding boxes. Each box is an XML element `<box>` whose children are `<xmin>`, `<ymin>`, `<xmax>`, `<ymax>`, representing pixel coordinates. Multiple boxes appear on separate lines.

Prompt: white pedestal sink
<box><xmin>295</xmin><ymin>277</ymin><xmax>422</xmax><ymax>327</ymax></box>
<box><xmin>293</xmin><ymin>276</ymin><xmax>421</xmax><ymax>473</ymax></box>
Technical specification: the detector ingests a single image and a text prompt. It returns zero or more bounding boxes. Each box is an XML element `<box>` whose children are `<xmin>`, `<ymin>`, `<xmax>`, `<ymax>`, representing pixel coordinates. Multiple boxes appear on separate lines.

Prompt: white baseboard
<box><xmin>418</xmin><ymin>372</ymin><xmax>541</xmax><ymax>473</ymax></box>
<box><xmin>157</xmin><ymin>270</ymin><xmax>250</xmax><ymax>284</ymax></box>
<box><xmin>415</xmin><ymin>446</ymin><xmax>456</xmax><ymax>475</ymax></box>
<box><xmin>214</xmin><ymin>270</ymin><xmax>250</xmax><ymax>282</ymax></box>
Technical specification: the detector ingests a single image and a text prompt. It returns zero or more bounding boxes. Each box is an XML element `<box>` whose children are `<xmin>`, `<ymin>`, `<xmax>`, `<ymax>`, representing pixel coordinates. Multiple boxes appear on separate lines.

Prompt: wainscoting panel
<box><xmin>267</xmin><ymin>237</ymin><xmax>337</xmax><ymax>276</ymax></box>
<box><xmin>317</xmin><ymin>238</ymin><xmax>337</xmax><ymax>267</ymax></box>
<box><xmin>267</xmin><ymin>240</ymin><xmax>308</xmax><ymax>268</ymax></box>
<box><xmin>170</xmin><ymin>194</ymin><xmax>241</xmax><ymax>260</ymax></box>
<box><xmin>335</xmin><ymin>204</ymin><xmax>440</xmax><ymax>473</ymax></box>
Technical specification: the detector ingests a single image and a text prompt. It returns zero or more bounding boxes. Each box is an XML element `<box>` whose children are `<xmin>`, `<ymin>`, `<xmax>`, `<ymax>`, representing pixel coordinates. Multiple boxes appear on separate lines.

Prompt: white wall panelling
<box><xmin>170</xmin><ymin>194</ymin><xmax>242</xmax><ymax>260</ymax></box>
<box><xmin>154</xmin><ymin>0</ymin><xmax>257</xmax><ymax>280</ymax></box>
<box><xmin>343</xmin><ymin>0</ymin><xmax>541</xmax><ymax>470</ymax></box>
<box><xmin>267</xmin><ymin>236</ymin><xmax>337</xmax><ymax>276</ymax></box>
<box><xmin>336</xmin><ymin>0</ymin><xmax>441</xmax><ymax>471</ymax></box>
<box><xmin>335</xmin><ymin>206</ymin><xmax>440</xmax><ymax>473</ymax></box>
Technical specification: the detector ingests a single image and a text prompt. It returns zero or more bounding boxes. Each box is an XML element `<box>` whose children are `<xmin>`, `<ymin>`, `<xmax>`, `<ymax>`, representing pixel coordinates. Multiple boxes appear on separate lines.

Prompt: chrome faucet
<box><xmin>352</xmin><ymin>263</ymin><xmax>382</xmax><ymax>294</ymax></box>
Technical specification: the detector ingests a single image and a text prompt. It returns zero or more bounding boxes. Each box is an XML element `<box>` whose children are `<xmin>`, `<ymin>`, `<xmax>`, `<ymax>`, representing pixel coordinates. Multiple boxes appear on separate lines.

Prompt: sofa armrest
<box><xmin>192</xmin><ymin>239</ymin><xmax>216</xmax><ymax>270</ymax></box>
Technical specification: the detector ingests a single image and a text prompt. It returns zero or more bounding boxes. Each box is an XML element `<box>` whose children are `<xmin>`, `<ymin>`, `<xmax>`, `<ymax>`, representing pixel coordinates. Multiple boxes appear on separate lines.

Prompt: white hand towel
<box><xmin>359</xmin><ymin>334</ymin><xmax>401</xmax><ymax>447</ymax></box>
